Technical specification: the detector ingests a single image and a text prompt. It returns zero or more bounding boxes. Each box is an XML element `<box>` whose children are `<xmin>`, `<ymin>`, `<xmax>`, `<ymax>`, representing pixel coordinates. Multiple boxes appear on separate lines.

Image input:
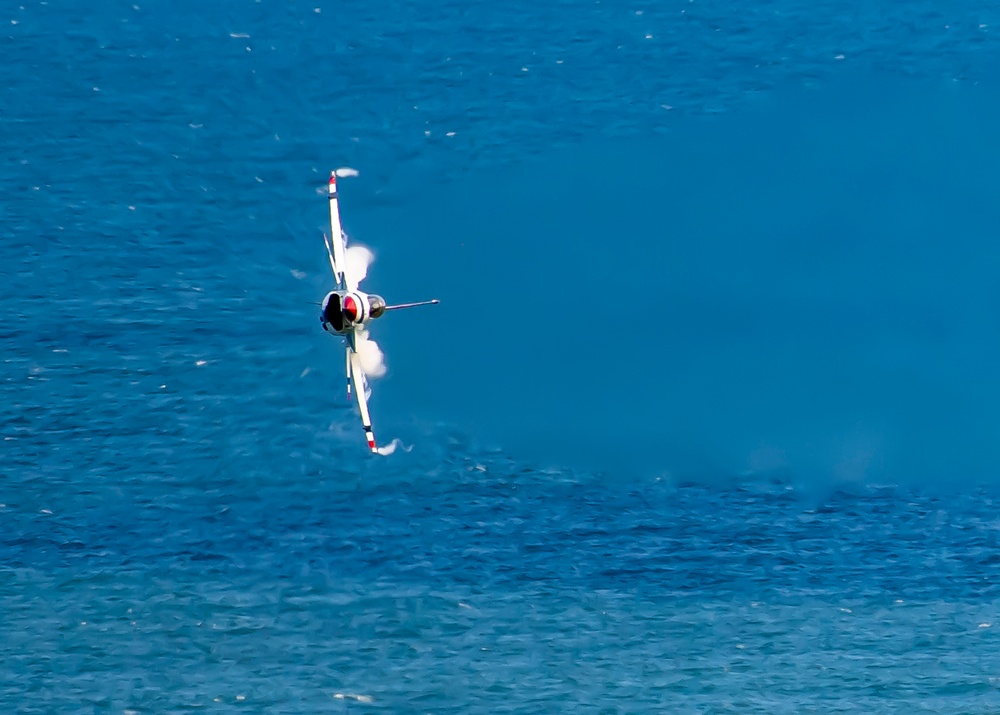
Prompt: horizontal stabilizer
<box><xmin>384</xmin><ymin>299</ymin><xmax>440</xmax><ymax>312</ymax></box>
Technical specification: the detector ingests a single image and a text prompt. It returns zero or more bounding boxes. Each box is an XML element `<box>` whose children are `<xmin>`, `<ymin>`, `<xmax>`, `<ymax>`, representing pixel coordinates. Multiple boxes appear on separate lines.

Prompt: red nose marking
<box><xmin>343</xmin><ymin>295</ymin><xmax>358</xmax><ymax>321</ymax></box>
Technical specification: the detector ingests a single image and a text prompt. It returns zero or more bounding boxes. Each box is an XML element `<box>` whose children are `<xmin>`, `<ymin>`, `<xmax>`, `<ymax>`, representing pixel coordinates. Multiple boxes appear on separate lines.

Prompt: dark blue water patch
<box><xmin>6</xmin><ymin>467</ymin><xmax>1000</xmax><ymax>603</ymax></box>
<box><xmin>6</xmin><ymin>466</ymin><xmax>1000</xmax><ymax>710</ymax></box>
<box><xmin>4</xmin><ymin>0</ymin><xmax>1000</xmax><ymax>194</ymax></box>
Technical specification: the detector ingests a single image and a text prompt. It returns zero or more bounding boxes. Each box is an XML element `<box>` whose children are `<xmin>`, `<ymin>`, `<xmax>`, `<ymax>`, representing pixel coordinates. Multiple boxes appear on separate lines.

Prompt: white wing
<box><xmin>348</xmin><ymin>345</ymin><xmax>377</xmax><ymax>453</ymax></box>
<box><xmin>326</xmin><ymin>171</ymin><xmax>374</xmax><ymax>292</ymax></box>
<box><xmin>325</xmin><ymin>172</ymin><xmax>348</xmax><ymax>290</ymax></box>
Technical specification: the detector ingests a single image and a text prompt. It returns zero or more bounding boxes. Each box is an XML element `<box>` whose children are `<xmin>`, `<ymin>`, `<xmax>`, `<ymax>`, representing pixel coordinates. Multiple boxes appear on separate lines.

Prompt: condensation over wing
<box><xmin>325</xmin><ymin>172</ymin><xmax>348</xmax><ymax>290</ymax></box>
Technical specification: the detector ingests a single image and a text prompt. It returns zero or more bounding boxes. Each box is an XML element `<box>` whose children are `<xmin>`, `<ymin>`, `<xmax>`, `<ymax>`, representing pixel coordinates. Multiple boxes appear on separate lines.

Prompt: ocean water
<box><xmin>4</xmin><ymin>0</ymin><xmax>1000</xmax><ymax>711</ymax></box>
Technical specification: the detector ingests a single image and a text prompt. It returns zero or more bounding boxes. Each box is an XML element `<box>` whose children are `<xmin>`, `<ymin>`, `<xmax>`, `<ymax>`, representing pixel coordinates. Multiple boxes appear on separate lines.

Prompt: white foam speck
<box><xmin>290</xmin><ymin>269</ymin><xmax>306</xmax><ymax>279</ymax></box>
<box><xmin>446</xmin><ymin>131</ymin><xmax>456</xmax><ymax>137</ymax></box>
<box><xmin>236</xmin><ymin>695</ymin><xmax>246</xmax><ymax>701</ymax></box>
<box><xmin>40</xmin><ymin>509</ymin><xmax>52</xmax><ymax>515</ymax></box>
<box><xmin>979</xmin><ymin>622</ymin><xmax>992</xmax><ymax>628</ymax></box>
<box><xmin>335</xmin><ymin>166</ymin><xmax>359</xmax><ymax>178</ymax></box>
<box><xmin>835</xmin><ymin>54</ymin><xmax>845</xmax><ymax>60</ymax></box>
<box><xmin>195</xmin><ymin>360</ymin><xmax>207</xmax><ymax>367</ymax></box>
<box><xmin>299</xmin><ymin>367</ymin><xmax>310</xmax><ymax>378</ymax></box>
<box><xmin>334</xmin><ymin>693</ymin><xmax>373</xmax><ymax>703</ymax></box>
<box><xmin>229</xmin><ymin>32</ymin><xmax>249</xmax><ymax>38</ymax></box>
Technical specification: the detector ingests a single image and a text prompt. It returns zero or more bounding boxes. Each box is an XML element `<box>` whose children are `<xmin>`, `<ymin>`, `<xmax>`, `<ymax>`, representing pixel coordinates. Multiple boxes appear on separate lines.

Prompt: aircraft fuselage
<box><xmin>320</xmin><ymin>290</ymin><xmax>386</xmax><ymax>335</ymax></box>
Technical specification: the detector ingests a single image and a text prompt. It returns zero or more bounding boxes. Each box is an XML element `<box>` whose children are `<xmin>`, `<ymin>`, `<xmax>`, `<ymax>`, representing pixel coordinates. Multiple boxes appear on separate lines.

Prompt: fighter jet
<box><xmin>319</xmin><ymin>171</ymin><xmax>438</xmax><ymax>453</ymax></box>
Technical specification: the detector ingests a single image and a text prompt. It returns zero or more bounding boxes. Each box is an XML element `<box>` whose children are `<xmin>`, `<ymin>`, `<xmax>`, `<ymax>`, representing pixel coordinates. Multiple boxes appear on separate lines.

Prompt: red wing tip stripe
<box><xmin>329</xmin><ymin>173</ymin><xmax>337</xmax><ymax>183</ymax></box>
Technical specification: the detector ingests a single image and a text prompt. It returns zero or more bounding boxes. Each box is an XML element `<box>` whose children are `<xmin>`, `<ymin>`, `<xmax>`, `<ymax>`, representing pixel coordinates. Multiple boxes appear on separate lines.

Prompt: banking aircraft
<box><xmin>319</xmin><ymin>171</ymin><xmax>438</xmax><ymax>453</ymax></box>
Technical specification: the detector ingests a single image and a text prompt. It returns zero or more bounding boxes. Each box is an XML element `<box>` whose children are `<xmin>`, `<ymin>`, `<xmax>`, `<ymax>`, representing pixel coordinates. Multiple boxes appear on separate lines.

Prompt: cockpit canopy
<box><xmin>321</xmin><ymin>291</ymin><xmax>346</xmax><ymax>332</ymax></box>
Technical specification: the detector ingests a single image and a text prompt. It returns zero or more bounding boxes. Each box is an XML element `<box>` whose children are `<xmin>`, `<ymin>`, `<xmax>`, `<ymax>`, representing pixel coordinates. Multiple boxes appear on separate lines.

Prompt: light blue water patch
<box><xmin>371</xmin><ymin>80</ymin><xmax>1000</xmax><ymax>483</ymax></box>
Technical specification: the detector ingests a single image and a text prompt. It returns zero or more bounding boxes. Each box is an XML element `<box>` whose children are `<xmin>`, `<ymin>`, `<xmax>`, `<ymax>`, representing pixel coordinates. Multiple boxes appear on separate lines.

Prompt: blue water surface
<box><xmin>4</xmin><ymin>0</ymin><xmax>1000</xmax><ymax>711</ymax></box>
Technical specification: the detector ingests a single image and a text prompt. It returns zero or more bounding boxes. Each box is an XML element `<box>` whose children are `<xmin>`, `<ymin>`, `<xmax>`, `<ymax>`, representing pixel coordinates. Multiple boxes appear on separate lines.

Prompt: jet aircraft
<box><xmin>319</xmin><ymin>171</ymin><xmax>438</xmax><ymax>452</ymax></box>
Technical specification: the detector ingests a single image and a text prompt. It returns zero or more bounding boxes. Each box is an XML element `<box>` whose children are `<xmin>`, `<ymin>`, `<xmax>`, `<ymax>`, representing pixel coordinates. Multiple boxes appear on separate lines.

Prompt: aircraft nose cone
<box><xmin>343</xmin><ymin>295</ymin><xmax>358</xmax><ymax>321</ymax></box>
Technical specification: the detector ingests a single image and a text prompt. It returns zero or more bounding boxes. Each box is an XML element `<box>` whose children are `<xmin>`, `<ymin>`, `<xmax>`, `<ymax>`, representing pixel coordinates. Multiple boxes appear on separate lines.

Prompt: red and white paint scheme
<box><xmin>319</xmin><ymin>171</ymin><xmax>439</xmax><ymax>453</ymax></box>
